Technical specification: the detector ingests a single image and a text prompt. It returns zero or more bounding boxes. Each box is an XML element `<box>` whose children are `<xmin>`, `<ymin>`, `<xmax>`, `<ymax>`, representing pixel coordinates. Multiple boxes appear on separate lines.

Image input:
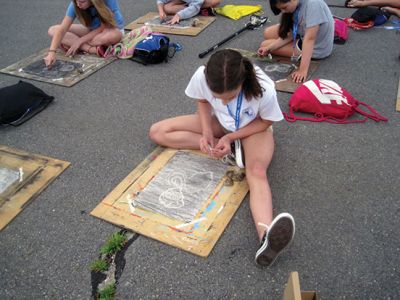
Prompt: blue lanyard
<box><xmin>292</xmin><ymin>6</ymin><xmax>301</xmax><ymax>49</ymax></box>
<box><xmin>226</xmin><ymin>90</ymin><xmax>243</xmax><ymax>131</ymax></box>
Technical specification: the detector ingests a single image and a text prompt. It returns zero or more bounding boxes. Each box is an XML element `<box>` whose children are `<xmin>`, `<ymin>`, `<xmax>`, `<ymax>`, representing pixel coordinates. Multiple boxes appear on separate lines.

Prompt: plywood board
<box><xmin>283</xmin><ymin>272</ymin><xmax>320</xmax><ymax>300</ymax></box>
<box><xmin>0</xmin><ymin>145</ymin><xmax>70</xmax><ymax>230</ymax></box>
<box><xmin>396</xmin><ymin>77</ymin><xmax>400</xmax><ymax>112</ymax></box>
<box><xmin>91</xmin><ymin>147</ymin><xmax>249</xmax><ymax>257</ymax></box>
<box><xmin>230</xmin><ymin>48</ymin><xmax>320</xmax><ymax>93</ymax></box>
<box><xmin>0</xmin><ymin>48</ymin><xmax>116</xmax><ymax>87</ymax></box>
<box><xmin>125</xmin><ymin>12</ymin><xmax>216</xmax><ymax>36</ymax></box>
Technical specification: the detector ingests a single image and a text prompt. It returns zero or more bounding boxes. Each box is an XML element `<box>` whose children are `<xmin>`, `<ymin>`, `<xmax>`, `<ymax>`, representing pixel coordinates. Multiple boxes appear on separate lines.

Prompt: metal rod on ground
<box><xmin>198</xmin><ymin>15</ymin><xmax>269</xmax><ymax>59</ymax></box>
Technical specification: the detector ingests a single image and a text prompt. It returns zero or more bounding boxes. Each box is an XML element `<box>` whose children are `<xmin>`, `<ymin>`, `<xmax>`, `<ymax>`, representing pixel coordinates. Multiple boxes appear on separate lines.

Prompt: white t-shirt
<box><xmin>185</xmin><ymin>65</ymin><xmax>284</xmax><ymax>132</ymax></box>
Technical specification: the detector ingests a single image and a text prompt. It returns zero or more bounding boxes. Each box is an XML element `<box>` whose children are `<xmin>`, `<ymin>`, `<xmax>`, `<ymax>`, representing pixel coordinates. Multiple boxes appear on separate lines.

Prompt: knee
<box><xmin>48</xmin><ymin>25</ymin><xmax>60</xmax><ymax>37</ymax></box>
<box><xmin>210</xmin><ymin>0</ymin><xmax>221</xmax><ymax>7</ymax></box>
<box><xmin>246</xmin><ymin>162</ymin><xmax>267</xmax><ymax>181</ymax></box>
<box><xmin>149</xmin><ymin>122</ymin><xmax>164</xmax><ymax>144</ymax></box>
<box><xmin>263</xmin><ymin>24</ymin><xmax>279</xmax><ymax>39</ymax></box>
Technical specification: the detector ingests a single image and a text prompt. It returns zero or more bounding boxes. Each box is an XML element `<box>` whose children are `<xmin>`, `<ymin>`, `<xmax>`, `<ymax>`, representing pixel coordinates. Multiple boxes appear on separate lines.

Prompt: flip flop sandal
<box><xmin>96</xmin><ymin>45</ymin><xmax>106</xmax><ymax>57</ymax></box>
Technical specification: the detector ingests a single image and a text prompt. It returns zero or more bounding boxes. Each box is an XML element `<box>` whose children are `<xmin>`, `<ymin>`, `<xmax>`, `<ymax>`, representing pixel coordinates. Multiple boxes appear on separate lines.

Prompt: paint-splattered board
<box><xmin>0</xmin><ymin>48</ymin><xmax>116</xmax><ymax>87</ymax></box>
<box><xmin>230</xmin><ymin>48</ymin><xmax>320</xmax><ymax>93</ymax></box>
<box><xmin>125</xmin><ymin>12</ymin><xmax>216</xmax><ymax>36</ymax></box>
<box><xmin>396</xmin><ymin>77</ymin><xmax>400</xmax><ymax>112</ymax></box>
<box><xmin>91</xmin><ymin>147</ymin><xmax>249</xmax><ymax>257</ymax></box>
<box><xmin>0</xmin><ymin>145</ymin><xmax>70</xmax><ymax>230</ymax></box>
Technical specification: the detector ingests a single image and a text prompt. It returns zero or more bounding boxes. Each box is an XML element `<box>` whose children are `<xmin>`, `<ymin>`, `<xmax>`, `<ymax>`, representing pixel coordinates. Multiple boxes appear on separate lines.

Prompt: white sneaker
<box><xmin>234</xmin><ymin>139</ymin><xmax>245</xmax><ymax>169</ymax></box>
<box><xmin>255</xmin><ymin>213</ymin><xmax>295</xmax><ymax>267</ymax></box>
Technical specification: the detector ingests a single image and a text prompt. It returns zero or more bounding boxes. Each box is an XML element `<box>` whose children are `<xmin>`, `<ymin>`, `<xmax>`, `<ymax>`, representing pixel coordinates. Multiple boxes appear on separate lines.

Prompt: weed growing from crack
<box><xmin>98</xmin><ymin>283</ymin><xmax>116</xmax><ymax>300</ymax></box>
<box><xmin>90</xmin><ymin>259</ymin><xmax>109</xmax><ymax>273</ymax></box>
<box><xmin>100</xmin><ymin>232</ymin><xmax>127</xmax><ymax>256</ymax></box>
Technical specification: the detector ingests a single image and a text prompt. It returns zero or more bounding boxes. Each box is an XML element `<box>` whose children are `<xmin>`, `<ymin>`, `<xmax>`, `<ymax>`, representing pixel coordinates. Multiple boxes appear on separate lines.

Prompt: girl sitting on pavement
<box><xmin>149</xmin><ymin>49</ymin><xmax>295</xmax><ymax>267</ymax></box>
<box><xmin>258</xmin><ymin>0</ymin><xmax>334</xmax><ymax>83</ymax></box>
<box><xmin>44</xmin><ymin>0</ymin><xmax>124</xmax><ymax>67</ymax></box>
<box><xmin>157</xmin><ymin>0</ymin><xmax>221</xmax><ymax>25</ymax></box>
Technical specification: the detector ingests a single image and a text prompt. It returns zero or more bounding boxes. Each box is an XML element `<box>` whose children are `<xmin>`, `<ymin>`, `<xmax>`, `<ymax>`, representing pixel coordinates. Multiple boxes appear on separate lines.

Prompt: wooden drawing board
<box><xmin>283</xmin><ymin>272</ymin><xmax>320</xmax><ymax>300</ymax></box>
<box><xmin>125</xmin><ymin>12</ymin><xmax>216</xmax><ymax>36</ymax></box>
<box><xmin>396</xmin><ymin>77</ymin><xmax>400</xmax><ymax>112</ymax></box>
<box><xmin>0</xmin><ymin>48</ymin><xmax>116</xmax><ymax>87</ymax></box>
<box><xmin>0</xmin><ymin>145</ymin><xmax>70</xmax><ymax>230</ymax></box>
<box><xmin>230</xmin><ymin>48</ymin><xmax>320</xmax><ymax>93</ymax></box>
<box><xmin>91</xmin><ymin>147</ymin><xmax>249</xmax><ymax>257</ymax></box>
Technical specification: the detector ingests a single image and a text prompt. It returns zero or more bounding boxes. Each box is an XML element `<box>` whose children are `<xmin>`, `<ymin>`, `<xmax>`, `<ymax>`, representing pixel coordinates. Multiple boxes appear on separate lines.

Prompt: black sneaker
<box><xmin>255</xmin><ymin>213</ymin><xmax>295</xmax><ymax>267</ymax></box>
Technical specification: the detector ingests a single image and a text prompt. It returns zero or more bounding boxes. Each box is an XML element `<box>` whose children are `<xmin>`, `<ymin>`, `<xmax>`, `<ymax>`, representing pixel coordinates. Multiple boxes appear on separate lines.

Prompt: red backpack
<box><xmin>334</xmin><ymin>18</ymin><xmax>349</xmax><ymax>44</ymax></box>
<box><xmin>283</xmin><ymin>79</ymin><xmax>388</xmax><ymax>124</ymax></box>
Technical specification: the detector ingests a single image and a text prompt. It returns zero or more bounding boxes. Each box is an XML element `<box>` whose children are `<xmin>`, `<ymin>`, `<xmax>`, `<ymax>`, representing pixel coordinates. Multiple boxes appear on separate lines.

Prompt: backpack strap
<box><xmin>353</xmin><ymin>101</ymin><xmax>388</xmax><ymax>122</ymax></box>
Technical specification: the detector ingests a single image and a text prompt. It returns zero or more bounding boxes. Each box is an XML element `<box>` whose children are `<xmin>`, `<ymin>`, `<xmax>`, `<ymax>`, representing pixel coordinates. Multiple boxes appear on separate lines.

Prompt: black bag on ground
<box><xmin>351</xmin><ymin>7</ymin><xmax>390</xmax><ymax>24</ymax></box>
<box><xmin>0</xmin><ymin>80</ymin><xmax>54</xmax><ymax>126</ymax></box>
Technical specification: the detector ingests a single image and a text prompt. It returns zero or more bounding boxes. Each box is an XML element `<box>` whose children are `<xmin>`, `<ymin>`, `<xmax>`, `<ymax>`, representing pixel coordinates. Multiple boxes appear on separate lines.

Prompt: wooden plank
<box><xmin>125</xmin><ymin>12</ymin><xmax>216</xmax><ymax>36</ymax></box>
<box><xmin>396</xmin><ymin>77</ymin><xmax>400</xmax><ymax>112</ymax></box>
<box><xmin>0</xmin><ymin>145</ymin><xmax>70</xmax><ymax>230</ymax></box>
<box><xmin>283</xmin><ymin>272</ymin><xmax>302</xmax><ymax>300</ymax></box>
<box><xmin>0</xmin><ymin>48</ymin><xmax>116</xmax><ymax>87</ymax></box>
<box><xmin>91</xmin><ymin>147</ymin><xmax>249</xmax><ymax>257</ymax></box>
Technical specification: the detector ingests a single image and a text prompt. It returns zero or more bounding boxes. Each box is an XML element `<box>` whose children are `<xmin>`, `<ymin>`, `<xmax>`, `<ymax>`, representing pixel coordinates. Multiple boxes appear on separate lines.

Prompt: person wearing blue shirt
<box><xmin>44</xmin><ymin>0</ymin><xmax>124</xmax><ymax>67</ymax></box>
<box><xmin>157</xmin><ymin>0</ymin><xmax>221</xmax><ymax>25</ymax></box>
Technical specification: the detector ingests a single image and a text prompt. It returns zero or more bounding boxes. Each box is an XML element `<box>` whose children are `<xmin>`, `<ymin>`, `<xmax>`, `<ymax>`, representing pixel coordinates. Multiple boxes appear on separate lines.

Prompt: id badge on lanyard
<box><xmin>291</xmin><ymin>6</ymin><xmax>301</xmax><ymax>62</ymax></box>
<box><xmin>226</xmin><ymin>90</ymin><xmax>243</xmax><ymax>131</ymax></box>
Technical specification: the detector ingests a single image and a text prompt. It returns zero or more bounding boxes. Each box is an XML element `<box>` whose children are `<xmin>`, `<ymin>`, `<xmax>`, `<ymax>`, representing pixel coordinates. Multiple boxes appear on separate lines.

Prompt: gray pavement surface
<box><xmin>1</xmin><ymin>0</ymin><xmax>399</xmax><ymax>299</ymax></box>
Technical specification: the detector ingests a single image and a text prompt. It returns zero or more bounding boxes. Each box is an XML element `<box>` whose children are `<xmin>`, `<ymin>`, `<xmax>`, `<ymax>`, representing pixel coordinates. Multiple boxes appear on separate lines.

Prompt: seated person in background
<box><xmin>258</xmin><ymin>0</ymin><xmax>334</xmax><ymax>83</ymax></box>
<box><xmin>346</xmin><ymin>0</ymin><xmax>400</xmax><ymax>17</ymax></box>
<box><xmin>157</xmin><ymin>0</ymin><xmax>221</xmax><ymax>25</ymax></box>
<box><xmin>44</xmin><ymin>0</ymin><xmax>124</xmax><ymax>68</ymax></box>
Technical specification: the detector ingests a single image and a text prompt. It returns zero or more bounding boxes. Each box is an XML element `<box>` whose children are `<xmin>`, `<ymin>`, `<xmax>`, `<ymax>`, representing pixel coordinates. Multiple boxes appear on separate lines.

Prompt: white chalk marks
<box><xmin>134</xmin><ymin>151</ymin><xmax>227</xmax><ymax>222</ymax></box>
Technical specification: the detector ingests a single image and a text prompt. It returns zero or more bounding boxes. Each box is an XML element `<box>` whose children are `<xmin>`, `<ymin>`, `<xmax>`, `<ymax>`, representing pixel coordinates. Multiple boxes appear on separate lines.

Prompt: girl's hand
<box><xmin>212</xmin><ymin>135</ymin><xmax>231</xmax><ymax>158</ymax></box>
<box><xmin>291</xmin><ymin>69</ymin><xmax>308</xmax><ymax>83</ymax></box>
<box><xmin>159</xmin><ymin>11</ymin><xmax>167</xmax><ymax>21</ymax></box>
<box><xmin>199</xmin><ymin>134</ymin><xmax>215</xmax><ymax>156</ymax></box>
<box><xmin>44</xmin><ymin>52</ymin><xmax>56</xmax><ymax>68</ymax></box>
<box><xmin>167</xmin><ymin>14</ymin><xmax>180</xmax><ymax>25</ymax></box>
<box><xmin>257</xmin><ymin>46</ymin><xmax>270</xmax><ymax>57</ymax></box>
<box><xmin>66</xmin><ymin>40</ymin><xmax>82</xmax><ymax>57</ymax></box>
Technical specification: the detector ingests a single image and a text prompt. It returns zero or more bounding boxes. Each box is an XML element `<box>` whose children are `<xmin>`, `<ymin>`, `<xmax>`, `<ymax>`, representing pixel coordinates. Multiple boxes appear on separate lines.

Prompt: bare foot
<box><xmin>347</xmin><ymin>0</ymin><xmax>368</xmax><ymax>7</ymax></box>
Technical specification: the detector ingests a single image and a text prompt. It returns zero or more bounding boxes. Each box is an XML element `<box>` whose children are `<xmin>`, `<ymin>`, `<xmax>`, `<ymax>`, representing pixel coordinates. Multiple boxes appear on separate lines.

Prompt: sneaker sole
<box><xmin>235</xmin><ymin>139</ymin><xmax>245</xmax><ymax>169</ymax></box>
<box><xmin>255</xmin><ymin>213</ymin><xmax>295</xmax><ymax>267</ymax></box>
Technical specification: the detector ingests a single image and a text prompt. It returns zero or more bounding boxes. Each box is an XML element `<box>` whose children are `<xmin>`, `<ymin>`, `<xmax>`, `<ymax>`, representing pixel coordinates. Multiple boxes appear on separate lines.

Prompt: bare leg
<box><xmin>382</xmin><ymin>6</ymin><xmax>400</xmax><ymax>16</ymax></box>
<box><xmin>149</xmin><ymin>114</ymin><xmax>226</xmax><ymax>149</ymax></box>
<box><xmin>242</xmin><ymin>128</ymin><xmax>275</xmax><ymax>241</ymax></box>
<box><xmin>347</xmin><ymin>0</ymin><xmax>400</xmax><ymax>8</ymax></box>
<box><xmin>202</xmin><ymin>0</ymin><xmax>222</xmax><ymax>8</ymax></box>
<box><xmin>259</xmin><ymin>25</ymin><xmax>300</xmax><ymax>58</ymax></box>
<box><xmin>163</xmin><ymin>0</ymin><xmax>187</xmax><ymax>15</ymax></box>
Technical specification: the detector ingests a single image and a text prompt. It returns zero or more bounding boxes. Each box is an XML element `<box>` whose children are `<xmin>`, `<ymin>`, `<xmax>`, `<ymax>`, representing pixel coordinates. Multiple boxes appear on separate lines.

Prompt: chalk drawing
<box><xmin>145</xmin><ymin>16</ymin><xmax>192</xmax><ymax>28</ymax></box>
<box><xmin>262</xmin><ymin>63</ymin><xmax>296</xmax><ymax>81</ymax></box>
<box><xmin>134</xmin><ymin>151</ymin><xmax>227</xmax><ymax>222</ymax></box>
<box><xmin>0</xmin><ymin>167</ymin><xmax>19</xmax><ymax>194</ymax></box>
<box><xmin>22</xmin><ymin>59</ymin><xmax>83</xmax><ymax>80</ymax></box>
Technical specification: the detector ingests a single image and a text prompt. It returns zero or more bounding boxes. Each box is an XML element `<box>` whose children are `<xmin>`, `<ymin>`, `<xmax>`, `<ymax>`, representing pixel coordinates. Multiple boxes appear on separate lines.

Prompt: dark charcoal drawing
<box><xmin>134</xmin><ymin>151</ymin><xmax>227</xmax><ymax>222</ymax></box>
<box><xmin>0</xmin><ymin>167</ymin><xmax>19</xmax><ymax>194</ymax></box>
<box><xmin>22</xmin><ymin>59</ymin><xmax>83</xmax><ymax>80</ymax></box>
<box><xmin>145</xmin><ymin>16</ymin><xmax>193</xmax><ymax>28</ymax></box>
<box><xmin>255</xmin><ymin>61</ymin><xmax>296</xmax><ymax>81</ymax></box>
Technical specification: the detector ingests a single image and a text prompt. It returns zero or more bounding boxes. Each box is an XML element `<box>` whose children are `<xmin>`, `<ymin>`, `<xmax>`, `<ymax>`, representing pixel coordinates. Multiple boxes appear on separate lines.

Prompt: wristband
<box><xmin>48</xmin><ymin>49</ymin><xmax>57</xmax><ymax>53</ymax></box>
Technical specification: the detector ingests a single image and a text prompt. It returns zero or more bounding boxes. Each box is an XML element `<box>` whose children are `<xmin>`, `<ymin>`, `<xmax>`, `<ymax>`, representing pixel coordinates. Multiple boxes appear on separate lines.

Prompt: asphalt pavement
<box><xmin>0</xmin><ymin>0</ymin><xmax>399</xmax><ymax>299</ymax></box>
